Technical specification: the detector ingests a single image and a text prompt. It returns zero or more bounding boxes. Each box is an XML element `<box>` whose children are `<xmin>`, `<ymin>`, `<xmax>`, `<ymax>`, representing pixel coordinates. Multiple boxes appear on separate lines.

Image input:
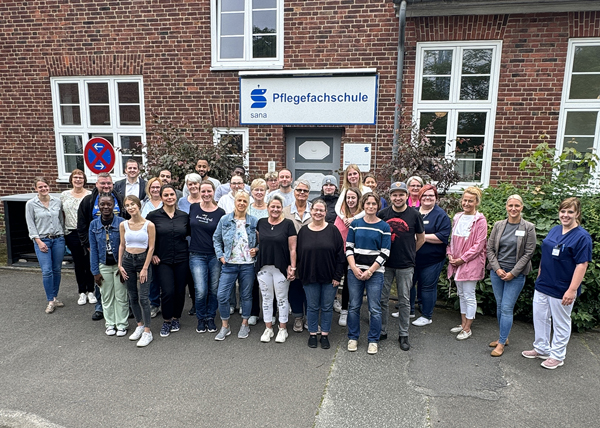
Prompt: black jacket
<box><xmin>113</xmin><ymin>177</ymin><xmax>147</xmax><ymax>201</ymax></box>
<box><xmin>312</xmin><ymin>193</ymin><xmax>339</xmax><ymax>224</ymax></box>
<box><xmin>77</xmin><ymin>188</ymin><xmax>127</xmax><ymax>248</ymax></box>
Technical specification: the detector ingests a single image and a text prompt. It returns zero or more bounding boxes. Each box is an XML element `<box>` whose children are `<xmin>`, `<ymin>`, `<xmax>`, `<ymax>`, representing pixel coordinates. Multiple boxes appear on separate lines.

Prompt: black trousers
<box><xmin>65</xmin><ymin>230</ymin><xmax>94</xmax><ymax>294</ymax></box>
<box><xmin>155</xmin><ymin>260</ymin><xmax>188</xmax><ymax>320</ymax></box>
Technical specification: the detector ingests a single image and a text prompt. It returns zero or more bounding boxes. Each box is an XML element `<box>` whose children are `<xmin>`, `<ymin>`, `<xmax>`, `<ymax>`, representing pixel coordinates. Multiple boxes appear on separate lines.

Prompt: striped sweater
<box><xmin>346</xmin><ymin>218</ymin><xmax>392</xmax><ymax>273</ymax></box>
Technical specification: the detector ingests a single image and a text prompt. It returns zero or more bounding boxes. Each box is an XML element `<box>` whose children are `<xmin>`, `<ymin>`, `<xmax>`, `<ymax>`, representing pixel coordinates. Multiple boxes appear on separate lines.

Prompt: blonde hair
<box><xmin>145</xmin><ymin>177</ymin><xmax>162</xmax><ymax>197</ymax></box>
<box><xmin>251</xmin><ymin>178</ymin><xmax>267</xmax><ymax>191</ymax></box>
<box><xmin>463</xmin><ymin>186</ymin><xmax>483</xmax><ymax>205</ymax></box>
<box><xmin>267</xmin><ymin>194</ymin><xmax>285</xmax><ymax>220</ymax></box>
<box><xmin>559</xmin><ymin>197</ymin><xmax>582</xmax><ymax>224</ymax></box>
<box><xmin>342</xmin><ymin>164</ymin><xmax>365</xmax><ymax>192</ymax></box>
<box><xmin>506</xmin><ymin>194</ymin><xmax>523</xmax><ymax>205</ymax></box>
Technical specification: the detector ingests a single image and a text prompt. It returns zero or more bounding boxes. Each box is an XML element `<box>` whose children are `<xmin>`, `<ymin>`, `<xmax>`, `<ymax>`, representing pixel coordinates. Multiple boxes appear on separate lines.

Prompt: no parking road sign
<box><xmin>84</xmin><ymin>137</ymin><xmax>116</xmax><ymax>174</ymax></box>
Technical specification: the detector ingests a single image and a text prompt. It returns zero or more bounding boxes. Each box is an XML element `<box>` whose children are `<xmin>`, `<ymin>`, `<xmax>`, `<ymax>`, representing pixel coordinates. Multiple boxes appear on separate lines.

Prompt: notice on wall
<box><xmin>240</xmin><ymin>74</ymin><xmax>378</xmax><ymax>125</ymax></box>
<box><xmin>343</xmin><ymin>144</ymin><xmax>372</xmax><ymax>172</ymax></box>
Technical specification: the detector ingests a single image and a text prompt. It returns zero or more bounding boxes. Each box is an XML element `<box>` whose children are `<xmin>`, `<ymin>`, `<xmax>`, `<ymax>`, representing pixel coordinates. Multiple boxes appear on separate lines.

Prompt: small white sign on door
<box><xmin>343</xmin><ymin>144</ymin><xmax>372</xmax><ymax>172</ymax></box>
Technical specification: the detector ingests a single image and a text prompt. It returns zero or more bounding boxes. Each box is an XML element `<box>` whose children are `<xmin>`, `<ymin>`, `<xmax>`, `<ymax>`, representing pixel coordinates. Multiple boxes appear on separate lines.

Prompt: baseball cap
<box><xmin>389</xmin><ymin>181</ymin><xmax>408</xmax><ymax>194</ymax></box>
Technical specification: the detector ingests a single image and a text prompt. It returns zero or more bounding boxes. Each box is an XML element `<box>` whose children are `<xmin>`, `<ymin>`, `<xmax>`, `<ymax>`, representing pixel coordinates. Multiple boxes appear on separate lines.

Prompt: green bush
<box><xmin>438</xmin><ymin>141</ymin><xmax>600</xmax><ymax>331</ymax></box>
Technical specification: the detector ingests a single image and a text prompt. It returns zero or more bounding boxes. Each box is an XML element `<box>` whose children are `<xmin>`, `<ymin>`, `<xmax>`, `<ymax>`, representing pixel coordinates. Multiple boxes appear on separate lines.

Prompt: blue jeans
<box><xmin>490</xmin><ymin>270</ymin><xmax>526</xmax><ymax>345</ymax></box>
<box><xmin>190</xmin><ymin>252</ymin><xmax>221</xmax><ymax>321</ymax></box>
<box><xmin>34</xmin><ymin>237</ymin><xmax>65</xmax><ymax>301</ymax></box>
<box><xmin>148</xmin><ymin>264</ymin><xmax>160</xmax><ymax>308</ymax></box>
<box><xmin>413</xmin><ymin>260</ymin><xmax>445</xmax><ymax>319</ymax></box>
<box><xmin>347</xmin><ymin>270</ymin><xmax>383</xmax><ymax>343</ymax></box>
<box><xmin>304</xmin><ymin>282</ymin><xmax>338</xmax><ymax>334</ymax></box>
<box><xmin>217</xmin><ymin>263</ymin><xmax>254</xmax><ymax>321</ymax></box>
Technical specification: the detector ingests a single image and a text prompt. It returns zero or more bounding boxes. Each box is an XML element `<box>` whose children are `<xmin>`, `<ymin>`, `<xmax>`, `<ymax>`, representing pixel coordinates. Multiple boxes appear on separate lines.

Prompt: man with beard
<box><xmin>183</xmin><ymin>159</ymin><xmax>221</xmax><ymax>197</ymax></box>
<box><xmin>377</xmin><ymin>182</ymin><xmax>424</xmax><ymax>351</ymax></box>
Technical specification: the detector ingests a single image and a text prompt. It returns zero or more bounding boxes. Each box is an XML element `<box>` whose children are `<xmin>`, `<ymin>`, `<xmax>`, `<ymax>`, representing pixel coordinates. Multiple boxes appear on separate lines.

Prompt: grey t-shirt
<box><xmin>497</xmin><ymin>222</ymin><xmax>519</xmax><ymax>272</ymax></box>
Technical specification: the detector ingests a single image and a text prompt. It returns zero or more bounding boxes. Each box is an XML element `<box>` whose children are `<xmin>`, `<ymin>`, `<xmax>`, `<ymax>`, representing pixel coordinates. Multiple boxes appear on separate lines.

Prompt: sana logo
<box><xmin>251</xmin><ymin>86</ymin><xmax>267</xmax><ymax>108</ymax></box>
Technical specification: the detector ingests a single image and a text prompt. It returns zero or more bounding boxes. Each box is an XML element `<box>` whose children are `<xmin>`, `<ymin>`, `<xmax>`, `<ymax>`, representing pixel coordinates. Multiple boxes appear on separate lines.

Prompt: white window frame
<box><xmin>556</xmin><ymin>38</ymin><xmax>600</xmax><ymax>187</ymax></box>
<box><xmin>50</xmin><ymin>76</ymin><xmax>146</xmax><ymax>182</ymax></box>
<box><xmin>213</xmin><ymin>127</ymin><xmax>250</xmax><ymax>169</ymax></box>
<box><xmin>210</xmin><ymin>0</ymin><xmax>284</xmax><ymax>71</ymax></box>
<box><xmin>413</xmin><ymin>41</ymin><xmax>502</xmax><ymax>188</ymax></box>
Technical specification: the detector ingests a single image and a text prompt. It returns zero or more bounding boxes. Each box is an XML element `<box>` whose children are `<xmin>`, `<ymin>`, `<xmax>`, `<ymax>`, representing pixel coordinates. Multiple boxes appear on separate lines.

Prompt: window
<box><xmin>50</xmin><ymin>77</ymin><xmax>145</xmax><ymax>181</ymax></box>
<box><xmin>557</xmin><ymin>39</ymin><xmax>600</xmax><ymax>180</ymax></box>
<box><xmin>213</xmin><ymin>127</ymin><xmax>249</xmax><ymax>168</ymax></box>
<box><xmin>413</xmin><ymin>41</ymin><xmax>502</xmax><ymax>187</ymax></box>
<box><xmin>211</xmin><ymin>0</ymin><xmax>284</xmax><ymax>70</ymax></box>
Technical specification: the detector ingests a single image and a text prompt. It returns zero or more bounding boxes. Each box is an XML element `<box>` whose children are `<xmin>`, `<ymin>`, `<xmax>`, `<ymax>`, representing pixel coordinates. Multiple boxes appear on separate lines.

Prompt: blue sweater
<box><xmin>345</xmin><ymin>218</ymin><xmax>391</xmax><ymax>273</ymax></box>
<box><xmin>416</xmin><ymin>204</ymin><xmax>452</xmax><ymax>268</ymax></box>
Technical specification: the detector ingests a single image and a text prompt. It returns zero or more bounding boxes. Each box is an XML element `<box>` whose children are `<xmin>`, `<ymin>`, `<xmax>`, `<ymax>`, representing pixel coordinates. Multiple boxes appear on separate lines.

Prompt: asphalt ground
<box><xmin>1</xmin><ymin>268</ymin><xmax>599</xmax><ymax>428</ymax></box>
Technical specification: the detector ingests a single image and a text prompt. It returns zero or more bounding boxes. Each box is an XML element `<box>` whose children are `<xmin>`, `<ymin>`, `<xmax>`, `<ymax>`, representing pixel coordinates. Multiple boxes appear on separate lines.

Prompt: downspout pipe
<box><xmin>392</xmin><ymin>0</ymin><xmax>407</xmax><ymax>163</ymax></box>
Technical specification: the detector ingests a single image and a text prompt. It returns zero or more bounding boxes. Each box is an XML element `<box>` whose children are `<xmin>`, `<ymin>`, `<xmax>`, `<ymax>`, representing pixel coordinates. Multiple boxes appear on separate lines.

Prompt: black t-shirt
<box><xmin>296</xmin><ymin>224</ymin><xmax>345</xmax><ymax>284</ymax></box>
<box><xmin>189</xmin><ymin>204</ymin><xmax>226</xmax><ymax>254</ymax></box>
<box><xmin>256</xmin><ymin>218</ymin><xmax>297</xmax><ymax>276</ymax></box>
<box><xmin>377</xmin><ymin>205</ymin><xmax>424</xmax><ymax>269</ymax></box>
<box><xmin>147</xmin><ymin>208</ymin><xmax>190</xmax><ymax>264</ymax></box>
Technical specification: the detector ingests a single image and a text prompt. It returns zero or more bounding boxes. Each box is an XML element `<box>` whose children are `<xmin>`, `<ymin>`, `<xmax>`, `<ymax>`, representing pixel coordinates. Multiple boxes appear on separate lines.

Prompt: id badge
<box><xmin>423</xmin><ymin>220</ymin><xmax>430</xmax><ymax>225</ymax></box>
<box><xmin>515</xmin><ymin>230</ymin><xmax>525</xmax><ymax>237</ymax></box>
<box><xmin>552</xmin><ymin>246</ymin><xmax>560</xmax><ymax>256</ymax></box>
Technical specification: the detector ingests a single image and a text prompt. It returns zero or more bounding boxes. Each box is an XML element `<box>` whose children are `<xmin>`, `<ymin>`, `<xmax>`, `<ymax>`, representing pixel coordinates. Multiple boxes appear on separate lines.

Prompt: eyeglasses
<box><xmin>295</xmin><ymin>188</ymin><xmax>309</xmax><ymax>193</ymax></box>
<box><xmin>409</xmin><ymin>184</ymin><xmax>422</xmax><ymax>188</ymax></box>
<box><xmin>421</xmin><ymin>195</ymin><xmax>436</xmax><ymax>199</ymax></box>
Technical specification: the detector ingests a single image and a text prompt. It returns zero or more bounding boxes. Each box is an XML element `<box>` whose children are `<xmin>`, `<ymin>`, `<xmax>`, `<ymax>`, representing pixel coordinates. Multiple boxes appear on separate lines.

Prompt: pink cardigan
<box><xmin>447</xmin><ymin>211</ymin><xmax>488</xmax><ymax>281</ymax></box>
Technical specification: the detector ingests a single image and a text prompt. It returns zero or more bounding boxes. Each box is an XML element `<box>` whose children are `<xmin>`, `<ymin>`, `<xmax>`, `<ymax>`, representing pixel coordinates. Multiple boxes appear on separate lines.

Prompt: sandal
<box><xmin>491</xmin><ymin>344</ymin><xmax>505</xmax><ymax>357</ymax></box>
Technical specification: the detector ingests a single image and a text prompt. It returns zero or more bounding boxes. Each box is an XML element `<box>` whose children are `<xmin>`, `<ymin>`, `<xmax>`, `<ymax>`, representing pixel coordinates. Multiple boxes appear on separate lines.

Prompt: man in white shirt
<box><xmin>183</xmin><ymin>158</ymin><xmax>221</xmax><ymax>197</ymax></box>
<box><xmin>214</xmin><ymin>165</ymin><xmax>251</xmax><ymax>201</ymax></box>
<box><xmin>217</xmin><ymin>175</ymin><xmax>251</xmax><ymax>214</ymax></box>
<box><xmin>266</xmin><ymin>168</ymin><xmax>295</xmax><ymax>207</ymax></box>
<box><xmin>114</xmin><ymin>158</ymin><xmax>146</xmax><ymax>200</ymax></box>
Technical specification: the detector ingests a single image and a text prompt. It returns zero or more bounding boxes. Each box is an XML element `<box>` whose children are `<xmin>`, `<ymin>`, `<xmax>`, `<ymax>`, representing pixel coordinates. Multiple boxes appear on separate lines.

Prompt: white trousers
<box><xmin>533</xmin><ymin>290</ymin><xmax>574</xmax><ymax>361</ymax></box>
<box><xmin>456</xmin><ymin>280</ymin><xmax>477</xmax><ymax>320</ymax></box>
<box><xmin>257</xmin><ymin>265</ymin><xmax>290</xmax><ymax>324</ymax></box>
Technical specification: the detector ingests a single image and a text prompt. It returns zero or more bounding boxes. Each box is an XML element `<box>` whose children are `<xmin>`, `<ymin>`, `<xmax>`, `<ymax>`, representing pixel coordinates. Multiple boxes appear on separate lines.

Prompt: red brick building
<box><xmin>1</xmin><ymin>0</ymin><xmax>600</xmax><ymax>196</ymax></box>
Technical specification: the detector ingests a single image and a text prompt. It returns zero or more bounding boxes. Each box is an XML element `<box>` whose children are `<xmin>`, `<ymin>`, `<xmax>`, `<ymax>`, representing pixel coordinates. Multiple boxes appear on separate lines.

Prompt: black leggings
<box><xmin>65</xmin><ymin>230</ymin><xmax>94</xmax><ymax>294</ymax></box>
<box><xmin>155</xmin><ymin>260</ymin><xmax>188</xmax><ymax>320</ymax></box>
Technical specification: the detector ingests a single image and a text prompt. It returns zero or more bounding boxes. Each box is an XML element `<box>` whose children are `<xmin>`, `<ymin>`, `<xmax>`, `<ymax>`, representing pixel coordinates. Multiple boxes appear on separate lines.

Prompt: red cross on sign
<box><xmin>84</xmin><ymin>137</ymin><xmax>116</xmax><ymax>174</ymax></box>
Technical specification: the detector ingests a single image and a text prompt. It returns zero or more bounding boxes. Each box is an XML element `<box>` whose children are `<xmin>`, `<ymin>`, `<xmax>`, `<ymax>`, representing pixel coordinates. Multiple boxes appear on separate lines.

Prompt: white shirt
<box><xmin>125</xmin><ymin>177</ymin><xmax>140</xmax><ymax>197</ymax></box>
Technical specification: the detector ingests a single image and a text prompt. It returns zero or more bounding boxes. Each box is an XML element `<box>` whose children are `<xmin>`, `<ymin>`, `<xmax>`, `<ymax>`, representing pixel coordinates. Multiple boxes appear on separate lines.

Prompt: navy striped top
<box><xmin>345</xmin><ymin>218</ymin><xmax>392</xmax><ymax>273</ymax></box>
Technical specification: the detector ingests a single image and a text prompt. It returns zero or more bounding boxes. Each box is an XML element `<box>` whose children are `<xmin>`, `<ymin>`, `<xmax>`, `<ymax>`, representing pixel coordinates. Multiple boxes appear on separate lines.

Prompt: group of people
<box><xmin>25</xmin><ymin>159</ymin><xmax>592</xmax><ymax>368</ymax></box>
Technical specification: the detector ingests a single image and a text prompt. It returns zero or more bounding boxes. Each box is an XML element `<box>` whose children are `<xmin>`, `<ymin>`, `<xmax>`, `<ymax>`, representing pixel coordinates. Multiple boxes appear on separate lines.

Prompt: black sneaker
<box><xmin>379</xmin><ymin>333</ymin><xmax>388</xmax><ymax>341</ymax></box>
<box><xmin>320</xmin><ymin>335</ymin><xmax>330</xmax><ymax>349</ymax></box>
<box><xmin>188</xmin><ymin>306</ymin><xmax>196</xmax><ymax>316</ymax></box>
<box><xmin>308</xmin><ymin>334</ymin><xmax>318</xmax><ymax>348</ymax></box>
<box><xmin>196</xmin><ymin>319</ymin><xmax>207</xmax><ymax>333</ymax></box>
<box><xmin>91</xmin><ymin>311</ymin><xmax>103</xmax><ymax>321</ymax></box>
<box><xmin>160</xmin><ymin>322</ymin><xmax>171</xmax><ymax>337</ymax></box>
<box><xmin>398</xmin><ymin>336</ymin><xmax>410</xmax><ymax>351</ymax></box>
<box><xmin>171</xmin><ymin>319</ymin><xmax>181</xmax><ymax>332</ymax></box>
<box><xmin>206</xmin><ymin>318</ymin><xmax>217</xmax><ymax>333</ymax></box>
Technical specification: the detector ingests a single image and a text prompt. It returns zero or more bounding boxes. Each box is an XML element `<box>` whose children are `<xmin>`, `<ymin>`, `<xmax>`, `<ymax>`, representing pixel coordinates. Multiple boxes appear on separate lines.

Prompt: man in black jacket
<box><xmin>77</xmin><ymin>172</ymin><xmax>127</xmax><ymax>320</ymax></box>
<box><xmin>113</xmin><ymin>158</ymin><xmax>146</xmax><ymax>201</ymax></box>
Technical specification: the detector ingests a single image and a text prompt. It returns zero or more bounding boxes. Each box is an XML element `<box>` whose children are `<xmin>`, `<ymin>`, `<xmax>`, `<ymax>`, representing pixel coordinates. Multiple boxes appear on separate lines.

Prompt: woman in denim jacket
<box><xmin>213</xmin><ymin>190</ymin><xmax>258</xmax><ymax>341</ymax></box>
<box><xmin>89</xmin><ymin>194</ymin><xmax>127</xmax><ymax>336</ymax></box>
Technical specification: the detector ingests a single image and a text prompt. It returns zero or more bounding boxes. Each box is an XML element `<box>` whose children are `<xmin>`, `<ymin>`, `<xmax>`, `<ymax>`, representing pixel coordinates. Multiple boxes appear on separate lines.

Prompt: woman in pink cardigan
<box><xmin>447</xmin><ymin>187</ymin><xmax>488</xmax><ymax>340</ymax></box>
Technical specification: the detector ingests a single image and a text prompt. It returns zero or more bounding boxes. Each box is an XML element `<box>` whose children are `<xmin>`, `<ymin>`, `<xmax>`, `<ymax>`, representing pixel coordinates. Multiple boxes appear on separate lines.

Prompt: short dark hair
<box><xmin>69</xmin><ymin>169</ymin><xmax>87</xmax><ymax>186</ymax></box>
<box><xmin>360</xmin><ymin>192</ymin><xmax>381</xmax><ymax>211</ymax></box>
<box><xmin>126</xmin><ymin>158</ymin><xmax>139</xmax><ymax>167</ymax></box>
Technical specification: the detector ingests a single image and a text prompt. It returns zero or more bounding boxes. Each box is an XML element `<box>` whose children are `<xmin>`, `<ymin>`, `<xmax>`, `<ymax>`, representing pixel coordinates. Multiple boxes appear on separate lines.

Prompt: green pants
<box><xmin>99</xmin><ymin>264</ymin><xmax>129</xmax><ymax>330</ymax></box>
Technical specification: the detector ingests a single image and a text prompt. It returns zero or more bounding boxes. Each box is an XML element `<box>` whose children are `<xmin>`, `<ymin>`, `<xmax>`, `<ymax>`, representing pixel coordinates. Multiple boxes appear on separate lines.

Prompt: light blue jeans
<box><xmin>217</xmin><ymin>263</ymin><xmax>254</xmax><ymax>321</ymax></box>
<box><xmin>490</xmin><ymin>270</ymin><xmax>526</xmax><ymax>345</ymax></box>
<box><xmin>34</xmin><ymin>237</ymin><xmax>65</xmax><ymax>301</ymax></box>
<box><xmin>347</xmin><ymin>270</ymin><xmax>383</xmax><ymax>343</ymax></box>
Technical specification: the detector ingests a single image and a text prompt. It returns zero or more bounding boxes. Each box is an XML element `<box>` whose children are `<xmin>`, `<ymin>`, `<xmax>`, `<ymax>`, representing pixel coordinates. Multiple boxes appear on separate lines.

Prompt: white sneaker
<box><xmin>137</xmin><ymin>331</ymin><xmax>153</xmax><ymax>347</ymax></box>
<box><xmin>261</xmin><ymin>327</ymin><xmax>274</xmax><ymax>342</ymax></box>
<box><xmin>450</xmin><ymin>325</ymin><xmax>463</xmax><ymax>334</ymax></box>
<box><xmin>87</xmin><ymin>292</ymin><xmax>97</xmax><ymax>304</ymax></box>
<box><xmin>412</xmin><ymin>316</ymin><xmax>432</xmax><ymax>327</ymax></box>
<box><xmin>129</xmin><ymin>325</ymin><xmax>145</xmax><ymax>341</ymax></box>
<box><xmin>367</xmin><ymin>342</ymin><xmax>378</xmax><ymax>355</ymax></box>
<box><xmin>105</xmin><ymin>327</ymin><xmax>116</xmax><ymax>336</ymax></box>
<box><xmin>116</xmin><ymin>329</ymin><xmax>127</xmax><ymax>337</ymax></box>
<box><xmin>339</xmin><ymin>310</ymin><xmax>348</xmax><ymax>326</ymax></box>
<box><xmin>275</xmin><ymin>328</ymin><xmax>288</xmax><ymax>343</ymax></box>
<box><xmin>333</xmin><ymin>299</ymin><xmax>342</xmax><ymax>313</ymax></box>
<box><xmin>456</xmin><ymin>329</ymin><xmax>472</xmax><ymax>340</ymax></box>
<box><xmin>348</xmin><ymin>339</ymin><xmax>358</xmax><ymax>352</ymax></box>
<box><xmin>248</xmin><ymin>316</ymin><xmax>259</xmax><ymax>326</ymax></box>
<box><xmin>77</xmin><ymin>293</ymin><xmax>87</xmax><ymax>305</ymax></box>
<box><xmin>391</xmin><ymin>311</ymin><xmax>399</xmax><ymax>318</ymax></box>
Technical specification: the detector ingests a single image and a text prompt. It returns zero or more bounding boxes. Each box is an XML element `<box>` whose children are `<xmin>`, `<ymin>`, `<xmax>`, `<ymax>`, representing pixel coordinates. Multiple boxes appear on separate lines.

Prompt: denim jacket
<box><xmin>89</xmin><ymin>216</ymin><xmax>125</xmax><ymax>275</ymax></box>
<box><xmin>213</xmin><ymin>213</ymin><xmax>258</xmax><ymax>262</ymax></box>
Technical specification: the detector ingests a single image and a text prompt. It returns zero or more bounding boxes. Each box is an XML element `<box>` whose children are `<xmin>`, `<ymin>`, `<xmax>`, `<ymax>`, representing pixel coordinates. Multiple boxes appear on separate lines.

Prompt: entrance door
<box><xmin>285</xmin><ymin>128</ymin><xmax>342</xmax><ymax>200</ymax></box>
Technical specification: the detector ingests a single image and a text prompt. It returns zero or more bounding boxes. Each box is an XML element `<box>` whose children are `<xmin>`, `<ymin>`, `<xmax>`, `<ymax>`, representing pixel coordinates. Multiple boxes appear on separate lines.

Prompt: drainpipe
<box><xmin>392</xmin><ymin>0</ymin><xmax>407</xmax><ymax>163</ymax></box>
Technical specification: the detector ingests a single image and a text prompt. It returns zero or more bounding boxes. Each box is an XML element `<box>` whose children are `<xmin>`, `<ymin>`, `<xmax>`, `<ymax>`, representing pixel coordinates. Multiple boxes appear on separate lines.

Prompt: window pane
<box><xmin>253</xmin><ymin>10</ymin><xmax>276</xmax><ymax>33</ymax></box>
<box><xmin>120</xmin><ymin>135</ymin><xmax>143</xmax><ymax>155</ymax></box>
<box><xmin>460</xmin><ymin>76</ymin><xmax>490</xmax><ymax>100</ymax></box>
<box><xmin>253</xmin><ymin>35</ymin><xmax>276</xmax><ymax>58</ymax></box>
<box><xmin>119</xmin><ymin>106</ymin><xmax>141</xmax><ymax>126</ymax></box>
<box><xmin>457</xmin><ymin>112</ymin><xmax>486</xmax><ymax>135</ymax></box>
<box><xmin>462</xmin><ymin>49</ymin><xmax>492</xmax><ymax>74</ymax></box>
<box><xmin>59</xmin><ymin>83</ymin><xmax>79</xmax><ymax>104</ymax></box>
<box><xmin>64</xmin><ymin>155</ymin><xmax>85</xmax><ymax>172</ymax></box>
<box><xmin>569</xmin><ymin>74</ymin><xmax>600</xmax><ymax>99</ymax></box>
<box><xmin>89</xmin><ymin>106</ymin><xmax>110</xmax><ymax>126</ymax></box>
<box><xmin>420</xmin><ymin>112</ymin><xmax>447</xmax><ymax>157</ymax></box>
<box><xmin>253</xmin><ymin>0</ymin><xmax>276</xmax><ymax>9</ymax></box>
<box><xmin>88</xmin><ymin>83</ymin><xmax>109</xmax><ymax>104</ymax></box>
<box><xmin>573</xmin><ymin>46</ymin><xmax>600</xmax><ymax>73</ymax></box>
<box><xmin>221</xmin><ymin>13</ymin><xmax>244</xmax><ymax>35</ymax></box>
<box><xmin>61</xmin><ymin>106</ymin><xmax>81</xmax><ymax>126</ymax></box>
<box><xmin>457</xmin><ymin>137</ymin><xmax>485</xmax><ymax>159</ymax></box>
<box><xmin>564</xmin><ymin>136</ymin><xmax>595</xmax><ymax>153</ymax></box>
<box><xmin>421</xmin><ymin>77</ymin><xmax>451</xmax><ymax>100</ymax></box>
<box><xmin>221</xmin><ymin>37</ymin><xmax>244</xmax><ymax>58</ymax></box>
<box><xmin>423</xmin><ymin>50</ymin><xmax>452</xmax><ymax>75</ymax></box>
<box><xmin>89</xmin><ymin>134</ymin><xmax>114</xmax><ymax>145</ymax></box>
<box><xmin>118</xmin><ymin>82</ymin><xmax>139</xmax><ymax>103</ymax></box>
<box><xmin>222</xmin><ymin>0</ymin><xmax>244</xmax><ymax>12</ymax></box>
<box><xmin>564</xmin><ymin>111</ymin><xmax>598</xmax><ymax>135</ymax></box>
<box><xmin>455</xmin><ymin>159</ymin><xmax>482</xmax><ymax>180</ymax></box>
<box><xmin>62</xmin><ymin>135</ymin><xmax>84</xmax><ymax>154</ymax></box>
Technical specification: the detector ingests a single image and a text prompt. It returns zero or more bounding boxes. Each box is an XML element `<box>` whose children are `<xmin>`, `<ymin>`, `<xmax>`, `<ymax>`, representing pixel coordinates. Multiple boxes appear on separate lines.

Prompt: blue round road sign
<box><xmin>84</xmin><ymin>137</ymin><xmax>116</xmax><ymax>174</ymax></box>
